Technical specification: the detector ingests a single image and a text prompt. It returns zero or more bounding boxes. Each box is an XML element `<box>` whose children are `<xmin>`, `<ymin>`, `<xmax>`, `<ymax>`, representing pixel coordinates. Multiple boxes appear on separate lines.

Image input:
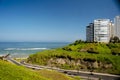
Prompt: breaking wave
<box><xmin>4</xmin><ymin>48</ymin><xmax>47</xmax><ymax>50</ymax></box>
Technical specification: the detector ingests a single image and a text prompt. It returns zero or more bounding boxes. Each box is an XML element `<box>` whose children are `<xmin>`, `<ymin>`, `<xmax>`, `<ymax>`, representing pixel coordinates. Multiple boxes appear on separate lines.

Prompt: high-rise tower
<box><xmin>86</xmin><ymin>23</ymin><xmax>94</xmax><ymax>42</ymax></box>
<box><xmin>114</xmin><ymin>16</ymin><xmax>120</xmax><ymax>38</ymax></box>
<box><xmin>86</xmin><ymin>18</ymin><xmax>114</xmax><ymax>43</ymax></box>
<box><xmin>94</xmin><ymin>19</ymin><xmax>111</xmax><ymax>43</ymax></box>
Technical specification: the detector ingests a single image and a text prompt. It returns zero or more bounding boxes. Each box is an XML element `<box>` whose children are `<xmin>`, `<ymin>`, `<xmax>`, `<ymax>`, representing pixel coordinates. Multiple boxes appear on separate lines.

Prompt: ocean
<box><xmin>0</xmin><ymin>42</ymin><xmax>70</xmax><ymax>58</ymax></box>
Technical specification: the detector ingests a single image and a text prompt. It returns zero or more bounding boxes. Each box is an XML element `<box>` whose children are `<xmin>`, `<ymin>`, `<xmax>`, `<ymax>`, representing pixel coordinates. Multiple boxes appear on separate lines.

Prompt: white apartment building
<box><xmin>114</xmin><ymin>16</ymin><xmax>120</xmax><ymax>38</ymax></box>
<box><xmin>94</xmin><ymin>19</ymin><xmax>111</xmax><ymax>43</ymax></box>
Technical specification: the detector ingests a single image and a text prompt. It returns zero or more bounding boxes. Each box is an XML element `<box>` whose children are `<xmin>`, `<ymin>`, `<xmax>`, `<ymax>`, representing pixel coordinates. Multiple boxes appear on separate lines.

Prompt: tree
<box><xmin>73</xmin><ymin>40</ymin><xmax>85</xmax><ymax>45</ymax></box>
<box><xmin>113</xmin><ymin>36</ymin><xmax>119</xmax><ymax>43</ymax></box>
<box><xmin>109</xmin><ymin>36</ymin><xmax>120</xmax><ymax>43</ymax></box>
<box><xmin>109</xmin><ymin>36</ymin><xmax>114</xmax><ymax>43</ymax></box>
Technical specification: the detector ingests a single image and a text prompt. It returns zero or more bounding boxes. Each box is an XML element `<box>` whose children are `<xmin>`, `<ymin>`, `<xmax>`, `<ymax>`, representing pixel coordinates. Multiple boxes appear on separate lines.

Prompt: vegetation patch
<box><xmin>0</xmin><ymin>60</ymin><xmax>76</xmax><ymax>80</ymax></box>
<box><xmin>27</xmin><ymin>40</ymin><xmax>120</xmax><ymax>74</ymax></box>
<box><xmin>0</xmin><ymin>60</ymin><xmax>47</xmax><ymax>80</ymax></box>
<box><xmin>37</xmin><ymin>69</ymin><xmax>74</xmax><ymax>80</ymax></box>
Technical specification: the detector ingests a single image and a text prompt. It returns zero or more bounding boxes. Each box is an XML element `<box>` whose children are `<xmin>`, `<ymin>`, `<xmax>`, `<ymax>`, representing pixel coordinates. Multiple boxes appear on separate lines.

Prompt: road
<box><xmin>6</xmin><ymin>57</ymin><xmax>120</xmax><ymax>80</ymax></box>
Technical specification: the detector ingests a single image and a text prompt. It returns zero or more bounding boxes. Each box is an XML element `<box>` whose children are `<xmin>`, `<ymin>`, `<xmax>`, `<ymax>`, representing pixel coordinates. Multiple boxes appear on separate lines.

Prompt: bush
<box><xmin>111</xmin><ymin>48</ymin><xmax>120</xmax><ymax>55</ymax></box>
<box><xmin>87</xmin><ymin>48</ymin><xmax>99</xmax><ymax>54</ymax></box>
<box><xmin>62</xmin><ymin>47</ymin><xmax>72</xmax><ymax>51</ymax></box>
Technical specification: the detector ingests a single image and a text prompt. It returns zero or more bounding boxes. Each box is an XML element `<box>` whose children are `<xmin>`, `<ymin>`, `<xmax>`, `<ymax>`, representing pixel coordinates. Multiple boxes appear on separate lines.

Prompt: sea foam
<box><xmin>4</xmin><ymin>48</ymin><xmax>47</xmax><ymax>50</ymax></box>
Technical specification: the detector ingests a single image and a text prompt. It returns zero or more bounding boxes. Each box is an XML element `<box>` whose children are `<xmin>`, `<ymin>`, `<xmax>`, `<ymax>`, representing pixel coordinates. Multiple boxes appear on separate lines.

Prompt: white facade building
<box><xmin>114</xmin><ymin>16</ymin><xmax>120</xmax><ymax>38</ymax></box>
<box><xmin>94</xmin><ymin>19</ymin><xmax>111</xmax><ymax>43</ymax></box>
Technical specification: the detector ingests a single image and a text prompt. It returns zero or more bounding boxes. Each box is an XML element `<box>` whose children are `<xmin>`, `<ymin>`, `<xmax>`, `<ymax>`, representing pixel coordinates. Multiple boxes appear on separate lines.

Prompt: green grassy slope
<box><xmin>27</xmin><ymin>41</ymin><xmax>120</xmax><ymax>74</ymax></box>
<box><xmin>0</xmin><ymin>60</ymin><xmax>75</xmax><ymax>80</ymax></box>
<box><xmin>0</xmin><ymin>60</ymin><xmax>47</xmax><ymax>80</ymax></box>
<box><xmin>37</xmin><ymin>69</ymin><xmax>74</xmax><ymax>80</ymax></box>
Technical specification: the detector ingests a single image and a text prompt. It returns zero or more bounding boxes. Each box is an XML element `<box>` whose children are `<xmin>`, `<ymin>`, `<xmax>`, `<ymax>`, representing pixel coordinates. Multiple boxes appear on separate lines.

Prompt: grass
<box><xmin>27</xmin><ymin>41</ymin><xmax>120</xmax><ymax>74</ymax></box>
<box><xmin>37</xmin><ymin>69</ymin><xmax>74</xmax><ymax>80</ymax></box>
<box><xmin>0</xmin><ymin>60</ymin><xmax>77</xmax><ymax>80</ymax></box>
<box><xmin>0</xmin><ymin>60</ymin><xmax>47</xmax><ymax>80</ymax></box>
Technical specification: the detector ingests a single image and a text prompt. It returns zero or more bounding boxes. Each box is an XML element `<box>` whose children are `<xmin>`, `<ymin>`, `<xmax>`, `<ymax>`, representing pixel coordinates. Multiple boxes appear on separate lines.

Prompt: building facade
<box><xmin>114</xmin><ymin>16</ymin><xmax>120</xmax><ymax>38</ymax></box>
<box><xmin>109</xmin><ymin>22</ymin><xmax>114</xmax><ymax>40</ymax></box>
<box><xmin>86</xmin><ymin>16</ymin><xmax>120</xmax><ymax>43</ymax></box>
<box><xmin>94</xmin><ymin>19</ymin><xmax>111</xmax><ymax>43</ymax></box>
<box><xmin>86</xmin><ymin>23</ymin><xmax>94</xmax><ymax>42</ymax></box>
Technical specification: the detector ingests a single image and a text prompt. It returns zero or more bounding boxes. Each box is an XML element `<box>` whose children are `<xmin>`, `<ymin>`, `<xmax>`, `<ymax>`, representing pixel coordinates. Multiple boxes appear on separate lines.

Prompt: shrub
<box><xmin>87</xmin><ymin>48</ymin><xmax>99</xmax><ymax>54</ymax></box>
<box><xmin>62</xmin><ymin>47</ymin><xmax>72</xmax><ymax>51</ymax></box>
<box><xmin>111</xmin><ymin>48</ymin><xmax>120</xmax><ymax>55</ymax></box>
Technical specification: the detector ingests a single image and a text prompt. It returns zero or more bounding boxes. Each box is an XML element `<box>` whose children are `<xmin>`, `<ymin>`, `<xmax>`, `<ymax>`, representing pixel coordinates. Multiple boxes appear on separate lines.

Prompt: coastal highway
<box><xmin>6</xmin><ymin>57</ymin><xmax>120</xmax><ymax>80</ymax></box>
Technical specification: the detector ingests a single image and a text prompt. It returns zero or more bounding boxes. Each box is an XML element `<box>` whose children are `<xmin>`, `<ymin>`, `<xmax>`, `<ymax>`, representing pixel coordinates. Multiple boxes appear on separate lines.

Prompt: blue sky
<box><xmin>0</xmin><ymin>0</ymin><xmax>119</xmax><ymax>42</ymax></box>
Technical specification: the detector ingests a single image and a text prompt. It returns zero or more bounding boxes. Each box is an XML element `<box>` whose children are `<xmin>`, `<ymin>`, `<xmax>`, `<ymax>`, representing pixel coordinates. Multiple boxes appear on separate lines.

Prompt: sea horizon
<box><xmin>0</xmin><ymin>42</ymin><xmax>71</xmax><ymax>58</ymax></box>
